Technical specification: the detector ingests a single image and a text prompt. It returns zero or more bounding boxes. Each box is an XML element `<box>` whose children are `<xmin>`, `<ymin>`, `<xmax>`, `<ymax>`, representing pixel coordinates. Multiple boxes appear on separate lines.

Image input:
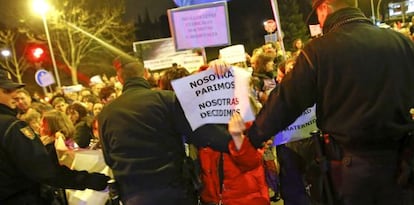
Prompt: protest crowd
<box><xmin>1</xmin><ymin>0</ymin><xmax>414</xmax><ymax>205</ymax></box>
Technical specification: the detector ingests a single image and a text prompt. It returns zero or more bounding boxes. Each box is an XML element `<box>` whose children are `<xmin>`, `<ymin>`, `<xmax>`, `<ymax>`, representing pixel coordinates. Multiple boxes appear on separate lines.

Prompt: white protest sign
<box><xmin>309</xmin><ymin>24</ymin><xmax>322</xmax><ymax>37</ymax></box>
<box><xmin>133</xmin><ymin>38</ymin><xmax>204</xmax><ymax>71</ymax></box>
<box><xmin>171</xmin><ymin>67</ymin><xmax>255</xmax><ymax>130</ymax></box>
<box><xmin>62</xmin><ymin>84</ymin><xmax>83</xmax><ymax>93</ymax></box>
<box><xmin>144</xmin><ymin>58</ymin><xmax>175</xmax><ymax>71</ymax></box>
<box><xmin>273</xmin><ymin>104</ymin><xmax>317</xmax><ymax>145</ymax></box>
<box><xmin>181</xmin><ymin>55</ymin><xmax>205</xmax><ymax>73</ymax></box>
<box><xmin>219</xmin><ymin>44</ymin><xmax>246</xmax><ymax>64</ymax></box>
<box><xmin>70</xmin><ymin>149</ymin><xmax>107</xmax><ymax>173</ymax></box>
<box><xmin>90</xmin><ymin>75</ymin><xmax>103</xmax><ymax>85</ymax></box>
<box><xmin>68</xmin><ymin>189</ymin><xmax>109</xmax><ymax>205</ymax></box>
<box><xmin>66</xmin><ymin>149</ymin><xmax>112</xmax><ymax>205</ymax></box>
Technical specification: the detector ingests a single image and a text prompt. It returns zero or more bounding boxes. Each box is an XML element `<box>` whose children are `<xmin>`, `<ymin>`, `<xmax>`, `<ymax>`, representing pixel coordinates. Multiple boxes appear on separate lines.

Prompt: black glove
<box><xmin>84</xmin><ymin>172</ymin><xmax>110</xmax><ymax>191</ymax></box>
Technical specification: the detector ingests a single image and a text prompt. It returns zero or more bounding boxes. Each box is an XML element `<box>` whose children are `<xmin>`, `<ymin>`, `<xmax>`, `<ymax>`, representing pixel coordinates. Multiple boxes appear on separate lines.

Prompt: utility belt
<box><xmin>307</xmin><ymin>131</ymin><xmax>406</xmax><ymax>204</ymax></box>
<box><xmin>322</xmin><ymin>131</ymin><xmax>414</xmax><ymax>191</ymax></box>
<box><xmin>321</xmin><ymin>134</ymin><xmax>401</xmax><ymax>158</ymax></box>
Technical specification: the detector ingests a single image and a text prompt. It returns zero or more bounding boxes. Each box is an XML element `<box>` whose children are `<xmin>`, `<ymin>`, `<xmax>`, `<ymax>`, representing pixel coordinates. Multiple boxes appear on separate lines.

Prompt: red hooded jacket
<box><xmin>198</xmin><ymin>137</ymin><xmax>270</xmax><ymax>205</ymax></box>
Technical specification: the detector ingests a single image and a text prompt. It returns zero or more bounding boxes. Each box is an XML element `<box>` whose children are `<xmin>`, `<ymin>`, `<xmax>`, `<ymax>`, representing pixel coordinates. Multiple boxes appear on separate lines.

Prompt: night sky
<box><xmin>125</xmin><ymin>0</ymin><xmax>177</xmax><ymax>22</ymax></box>
<box><xmin>0</xmin><ymin>0</ymin><xmax>388</xmax><ymax>27</ymax></box>
<box><xmin>0</xmin><ymin>0</ymin><xmax>178</xmax><ymax>26</ymax></box>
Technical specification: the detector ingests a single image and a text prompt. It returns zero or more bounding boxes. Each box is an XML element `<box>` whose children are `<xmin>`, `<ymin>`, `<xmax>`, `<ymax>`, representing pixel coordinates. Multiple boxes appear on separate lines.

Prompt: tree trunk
<box><xmin>70</xmin><ymin>67</ymin><xmax>78</xmax><ymax>85</ymax></box>
<box><xmin>16</xmin><ymin>74</ymin><xmax>22</xmax><ymax>84</ymax></box>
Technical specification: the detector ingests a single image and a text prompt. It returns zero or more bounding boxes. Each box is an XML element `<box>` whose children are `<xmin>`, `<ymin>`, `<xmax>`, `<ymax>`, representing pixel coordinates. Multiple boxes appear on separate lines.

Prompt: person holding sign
<box><xmin>158</xmin><ymin>66</ymin><xmax>270</xmax><ymax>205</ymax></box>
<box><xmin>196</xmin><ymin>114</ymin><xmax>270</xmax><ymax>205</ymax></box>
<box><xmin>99</xmin><ymin>55</ymin><xmax>232</xmax><ymax>205</ymax></box>
<box><xmin>213</xmin><ymin>0</ymin><xmax>414</xmax><ymax>204</ymax></box>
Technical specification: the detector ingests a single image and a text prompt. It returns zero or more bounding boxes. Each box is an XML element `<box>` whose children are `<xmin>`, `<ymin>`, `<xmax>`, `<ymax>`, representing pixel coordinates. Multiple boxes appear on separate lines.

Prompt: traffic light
<box><xmin>32</xmin><ymin>47</ymin><xmax>44</xmax><ymax>59</ymax></box>
<box><xmin>30</xmin><ymin>46</ymin><xmax>45</xmax><ymax>61</ymax></box>
<box><xmin>27</xmin><ymin>44</ymin><xmax>46</xmax><ymax>62</ymax></box>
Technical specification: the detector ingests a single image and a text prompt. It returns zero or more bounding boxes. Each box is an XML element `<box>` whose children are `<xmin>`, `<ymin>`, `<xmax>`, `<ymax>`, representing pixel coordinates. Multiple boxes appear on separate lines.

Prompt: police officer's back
<box><xmin>221</xmin><ymin>0</ymin><xmax>414</xmax><ymax>204</ymax></box>
<box><xmin>99</xmin><ymin>56</ymin><xmax>232</xmax><ymax>205</ymax></box>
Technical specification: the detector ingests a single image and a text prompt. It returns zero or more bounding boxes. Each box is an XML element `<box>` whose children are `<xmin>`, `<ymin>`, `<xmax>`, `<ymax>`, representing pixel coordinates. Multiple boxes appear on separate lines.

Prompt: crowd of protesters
<box><xmin>0</xmin><ymin>36</ymin><xmax>292</xmax><ymax>204</ymax></box>
<box><xmin>2</xmin><ymin>2</ymin><xmax>414</xmax><ymax>204</ymax></box>
<box><xmin>0</xmin><ymin>34</ymin><xmax>308</xmax><ymax>205</ymax></box>
<box><xmin>12</xmin><ymin>10</ymin><xmax>414</xmax><ymax>156</ymax></box>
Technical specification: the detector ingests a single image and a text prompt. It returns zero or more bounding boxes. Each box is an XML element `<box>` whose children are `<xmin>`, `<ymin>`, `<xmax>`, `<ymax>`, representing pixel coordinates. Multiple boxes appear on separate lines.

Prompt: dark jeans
<box><xmin>330</xmin><ymin>149</ymin><xmax>404</xmax><ymax>205</ymax></box>
<box><xmin>277</xmin><ymin>144</ymin><xmax>311</xmax><ymax>205</ymax></box>
<box><xmin>122</xmin><ymin>187</ymin><xmax>197</xmax><ymax>205</ymax></box>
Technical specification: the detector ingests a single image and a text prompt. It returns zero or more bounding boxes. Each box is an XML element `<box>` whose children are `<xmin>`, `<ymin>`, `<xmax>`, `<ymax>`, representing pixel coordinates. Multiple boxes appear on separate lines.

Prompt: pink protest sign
<box><xmin>168</xmin><ymin>2</ymin><xmax>231</xmax><ymax>50</ymax></box>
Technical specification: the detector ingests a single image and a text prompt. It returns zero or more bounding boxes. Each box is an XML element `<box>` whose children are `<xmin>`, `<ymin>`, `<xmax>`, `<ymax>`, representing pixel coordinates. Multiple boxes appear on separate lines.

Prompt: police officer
<box><xmin>0</xmin><ymin>69</ymin><xmax>109</xmax><ymax>205</ymax></box>
<box><xmin>218</xmin><ymin>0</ymin><xmax>414</xmax><ymax>204</ymax></box>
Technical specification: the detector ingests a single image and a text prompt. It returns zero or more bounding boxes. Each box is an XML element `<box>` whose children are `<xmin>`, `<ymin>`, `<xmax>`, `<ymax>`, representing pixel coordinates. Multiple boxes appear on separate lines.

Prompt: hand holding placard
<box><xmin>171</xmin><ymin>66</ymin><xmax>254</xmax><ymax>130</ymax></box>
<box><xmin>228</xmin><ymin>112</ymin><xmax>246</xmax><ymax>150</ymax></box>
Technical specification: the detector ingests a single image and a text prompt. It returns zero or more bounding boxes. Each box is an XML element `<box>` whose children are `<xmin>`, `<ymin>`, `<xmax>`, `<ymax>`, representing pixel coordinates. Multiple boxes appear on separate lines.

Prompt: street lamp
<box><xmin>1</xmin><ymin>49</ymin><xmax>11</xmax><ymax>69</ymax></box>
<box><xmin>32</xmin><ymin>0</ymin><xmax>61</xmax><ymax>88</ymax></box>
<box><xmin>1</xmin><ymin>49</ymin><xmax>11</xmax><ymax>57</ymax></box>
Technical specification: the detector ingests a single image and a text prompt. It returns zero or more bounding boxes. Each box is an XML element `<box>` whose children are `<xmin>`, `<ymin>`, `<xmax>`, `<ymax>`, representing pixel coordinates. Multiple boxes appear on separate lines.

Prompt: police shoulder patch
<box><xmin>20</xmin><ymin>126</ymin><xmax>36</xmax><ymax>140</ymax></box>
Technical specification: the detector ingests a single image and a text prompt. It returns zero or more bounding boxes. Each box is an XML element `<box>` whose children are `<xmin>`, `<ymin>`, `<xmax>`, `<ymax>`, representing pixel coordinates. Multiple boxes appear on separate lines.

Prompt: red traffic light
<box><xmin>27</xmin><ymin>45</ymin><xmax>46</xmax><ymax>62</ymax></box>
<box><xmin>32</xmin><ymin>47</ymin><xmax>44</xmax><ymax>59</ymax></box>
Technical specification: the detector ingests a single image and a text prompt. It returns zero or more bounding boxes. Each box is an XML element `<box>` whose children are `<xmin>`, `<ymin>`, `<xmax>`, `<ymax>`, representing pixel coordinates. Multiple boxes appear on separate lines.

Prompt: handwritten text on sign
<box><xmin>172</xmin><ymin>67</ymin><xmax>254</xmax><ymax>130</ymax></box>
<box><xmin>168</xmin><ymin>2</ymin><xmax>230</xmax><ymax>50</ymax></box>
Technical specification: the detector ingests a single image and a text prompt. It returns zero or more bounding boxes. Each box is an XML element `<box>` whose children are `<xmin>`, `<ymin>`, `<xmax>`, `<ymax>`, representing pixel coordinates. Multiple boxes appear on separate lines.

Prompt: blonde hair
<box><xmin>42</xmin><ymin>110</ymin><xmax>75</xmax><ymax>139</ymax></box>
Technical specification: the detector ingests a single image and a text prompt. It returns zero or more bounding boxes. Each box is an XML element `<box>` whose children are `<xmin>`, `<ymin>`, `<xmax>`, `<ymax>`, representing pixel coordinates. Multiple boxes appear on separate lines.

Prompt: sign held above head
<box><xmin>168</xmin><ymin>1</ymin><xmax>231</xmax><ymax>51</ymax></box>
<box><xmin>173</xmin><ymin>0</ymin><xmax>231</xmax><ymax>7</ymax></box>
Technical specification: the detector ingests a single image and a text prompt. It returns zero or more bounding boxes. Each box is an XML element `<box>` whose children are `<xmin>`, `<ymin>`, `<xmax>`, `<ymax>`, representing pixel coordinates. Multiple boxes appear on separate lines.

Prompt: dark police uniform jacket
<box><xmin>98</xmin><ymin>77</ymin><xmax>231</xmax><ymax>199</ymax></box>
<box><xmin>0</xmin><ymin>104</ymin><xmax>61</xmax><ymax>202</ymax></box>
<box><xmin>0</xmin><ymin>104</ymin><xmax>106</xmax><ymax>204</ymax></box>
<box><xmin>247</xmin><ymin>7</ymin><xmax>414</xmax><ymax>150</ymax></box>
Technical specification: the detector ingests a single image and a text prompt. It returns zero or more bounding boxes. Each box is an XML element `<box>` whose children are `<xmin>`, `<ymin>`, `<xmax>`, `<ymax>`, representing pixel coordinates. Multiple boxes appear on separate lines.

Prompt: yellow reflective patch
<box><xmin>20</xmin><ymin>126</ymin><xmax>35</xmax><ymax>140</ymax></box>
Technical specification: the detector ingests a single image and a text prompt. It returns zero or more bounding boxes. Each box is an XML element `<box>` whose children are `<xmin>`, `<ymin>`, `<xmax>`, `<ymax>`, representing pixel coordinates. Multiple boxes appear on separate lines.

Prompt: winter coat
<box><xmin>199</xmin><ymin>137</ymin><xmax>270</xmax><ymax>205</ymax></box>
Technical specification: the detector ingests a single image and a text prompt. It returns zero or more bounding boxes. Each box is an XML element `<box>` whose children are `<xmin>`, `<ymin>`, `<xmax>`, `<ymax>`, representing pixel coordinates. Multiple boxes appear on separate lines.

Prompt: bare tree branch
<box><xmin>47</xmin><ymin>0</ymin><xmax>134</xmax><ymax>85</ymax></box>
<box><xmin>0</xmin><ymin>29</ymin><xmax>32</xmax><ymax>83</ymax></box>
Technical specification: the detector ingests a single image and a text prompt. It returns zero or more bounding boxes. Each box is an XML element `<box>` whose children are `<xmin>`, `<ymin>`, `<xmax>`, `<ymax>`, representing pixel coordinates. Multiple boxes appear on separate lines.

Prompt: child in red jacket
<box><xmin>198</xmin><ymin>113</ymin><xmax>270</xmax><ymax>205</ymax></box>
